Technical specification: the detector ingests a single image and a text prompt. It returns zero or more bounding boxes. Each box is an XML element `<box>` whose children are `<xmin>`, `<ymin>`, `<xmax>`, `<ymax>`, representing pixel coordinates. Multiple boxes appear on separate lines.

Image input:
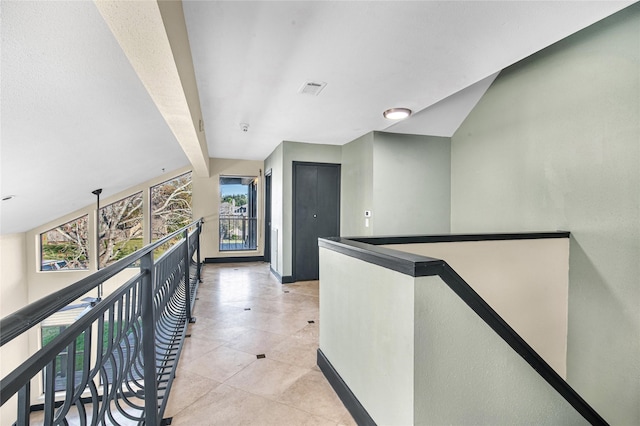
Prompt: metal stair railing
<box><xmin>0</xmin><ymin>218</ymin><xmax>204</xmax><ymax>426</ymax></box>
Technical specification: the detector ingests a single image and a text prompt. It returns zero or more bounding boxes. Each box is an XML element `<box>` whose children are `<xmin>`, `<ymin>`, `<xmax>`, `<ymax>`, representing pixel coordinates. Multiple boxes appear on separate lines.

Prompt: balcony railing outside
<box><xmin>0</xmin><ymin>219</ymin><xmax>204</xmax><ymax>426</ymax></box>
<box><xmin>219</xmin><ymin>216</ymin><xmax>257</xmax><ymax>251</ymax></box>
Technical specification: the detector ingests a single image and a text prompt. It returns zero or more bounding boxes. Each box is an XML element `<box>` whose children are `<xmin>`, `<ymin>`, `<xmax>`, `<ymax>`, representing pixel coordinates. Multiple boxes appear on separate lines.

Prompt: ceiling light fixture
<box><xmin>383</xmin><ymin>108</ymin><xmax>412</xmax><ymax>120</ymax></box>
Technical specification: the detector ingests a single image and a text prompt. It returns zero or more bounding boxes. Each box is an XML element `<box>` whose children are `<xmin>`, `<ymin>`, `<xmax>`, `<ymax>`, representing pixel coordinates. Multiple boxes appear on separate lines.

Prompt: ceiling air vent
<box><xmin>298</xmin><ymin>81</ymin><xmax>327</xmax><ymax>96</ymax></box>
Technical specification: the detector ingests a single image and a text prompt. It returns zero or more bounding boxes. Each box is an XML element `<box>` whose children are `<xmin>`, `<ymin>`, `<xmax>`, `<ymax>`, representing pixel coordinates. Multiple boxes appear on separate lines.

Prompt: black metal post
<box><xmin>183</xmin><ymin>229</ymin><xmax>194</xmax><ymax>323</ymax></box>
<box><xmin>140</xmin><ymin>251</ymin><xmax>159</xmax><ymax>426</ymax></box>
<box><xmin>92</xmin><ymin>188</ymin><xmax>103</xmax><ymax>300</ymax></box>
<box><xmin>196</xmin><ymin>221</ymin><xmax>202</xmax><ymax>283</ymax></box>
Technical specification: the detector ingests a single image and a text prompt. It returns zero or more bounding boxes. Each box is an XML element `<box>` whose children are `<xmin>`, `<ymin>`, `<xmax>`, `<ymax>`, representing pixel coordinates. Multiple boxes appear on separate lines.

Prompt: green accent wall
<box><xmin>341</xmin><ymin>131</ymin><xmax>451</xmax><ymax>237</ymax></box>
<box><xmin>451</xmin><ymin>5</ymin><xmax>640</xmax><ymax>424</ymax></box>
<box><xmin>341</xmin><ymin>132</ymin><xmax>374</xmax><ymax>237</ymax></box>
<box><xmin>373</xmin><ymin>132</ymin><xmax>450</xmax><ymax>236</ymax></box>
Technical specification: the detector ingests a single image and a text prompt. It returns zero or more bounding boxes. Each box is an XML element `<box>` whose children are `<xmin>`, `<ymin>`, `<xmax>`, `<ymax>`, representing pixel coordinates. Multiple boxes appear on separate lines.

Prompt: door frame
<box><xmin>292</xmin><ymin>161</ymin><xmax>341</xmax><ymax>282</ymax></box>
<box><xmin>264</xmin><ymin>170</ymin><xmax>272</xmax><ymax>264</ymax></box>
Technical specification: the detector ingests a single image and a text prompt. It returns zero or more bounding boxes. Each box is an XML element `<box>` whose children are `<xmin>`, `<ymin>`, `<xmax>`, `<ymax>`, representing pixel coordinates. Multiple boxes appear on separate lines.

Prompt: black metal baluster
<box><xmin>43</xmin><ymin>360</ymin><xmax>55</xmax><ymax>425</ymax></box>
<box><xmin>16</xmin><ymin>382</ymin><xmax>30</xmax><ymax>426</ymax></box>
<box><xmin>140</xmin><ymin>251</ymin><xmax>159</xmax><ymax>426</ymax></box>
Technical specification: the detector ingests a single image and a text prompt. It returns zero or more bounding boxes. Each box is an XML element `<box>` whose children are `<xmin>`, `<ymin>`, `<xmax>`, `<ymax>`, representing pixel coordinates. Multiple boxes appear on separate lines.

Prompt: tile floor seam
<box><xmin>215</xmin><ymin>359</ymin><xmax>260</xmax><ymax>385</ymax></box>
<box><xmin>183</xmin><ymin>359</ymin><xmax>258</xmax><ymax>383</ymax></box>
<box><xmin>219</xmin><ymin>369</ymin><xmax>344</xmax><ymax>422</ymax></box>
<box><xmin>196</xmin><ymin>382</ymin><xmax>338</xmax><ymax>424</ymax></box>
<box><xmin>163</xmin><ymin>381</ymin><xmax>225</xmax><ymax>421</ymax></box>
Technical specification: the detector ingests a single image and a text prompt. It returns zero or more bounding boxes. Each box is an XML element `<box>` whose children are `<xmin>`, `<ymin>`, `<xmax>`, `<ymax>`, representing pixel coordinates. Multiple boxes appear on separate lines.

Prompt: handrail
<box><xmin>0</xmin><ymin>219</ymin><xmax>203</xmax><ymax>347</ymax></box>
<box><xmin>1</xmin><ymin>272</ymin><xmax>144</xmax><ymax>407</ymax></box>
<box><xmin>318</xmin><ymin>234</ymin><xmax>608</xmax><ymax>426</ymax></box>
<box><xmin>0</xmin><ymin>218</ymin><xmax>204</xmax><ymax>425</ymax></box>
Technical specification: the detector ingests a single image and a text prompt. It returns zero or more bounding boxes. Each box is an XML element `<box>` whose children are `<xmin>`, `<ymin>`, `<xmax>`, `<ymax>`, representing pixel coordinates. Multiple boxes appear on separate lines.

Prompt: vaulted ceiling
<box><xmin>1</xmin><ymin>1</ymin><xmax>635</xmax><ymax>235</ymax></box>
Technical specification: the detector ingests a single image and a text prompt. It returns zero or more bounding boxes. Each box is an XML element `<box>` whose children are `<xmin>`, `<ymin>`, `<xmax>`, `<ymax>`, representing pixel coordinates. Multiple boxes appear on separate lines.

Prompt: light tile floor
<box><xmin>165</xmin><ymin>262</ymin><xmax>356</xmax><ymax>426</ymax></box>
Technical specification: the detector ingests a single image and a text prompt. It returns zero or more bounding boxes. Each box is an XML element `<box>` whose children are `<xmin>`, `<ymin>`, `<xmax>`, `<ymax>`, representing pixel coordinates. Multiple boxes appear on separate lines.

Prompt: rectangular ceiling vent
<box><xmin>298</xmin><ymin>81</ymin><xmax>327</xmax><ymax>96</ymax></box>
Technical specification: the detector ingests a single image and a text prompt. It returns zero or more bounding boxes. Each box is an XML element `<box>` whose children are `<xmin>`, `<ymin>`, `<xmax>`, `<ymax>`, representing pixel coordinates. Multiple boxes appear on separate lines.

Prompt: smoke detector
<box><xmin>298</xmin><ymin>81</ymin><xmax>327</xmax><ymax>96</ymax></box>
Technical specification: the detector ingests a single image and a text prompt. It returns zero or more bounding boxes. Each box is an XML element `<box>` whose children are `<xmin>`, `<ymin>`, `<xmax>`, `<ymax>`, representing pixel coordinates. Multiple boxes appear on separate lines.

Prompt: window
<box><xmin>41</xmin><ymin>315</ymin><xmax>135</xmax><ymax>392</ymax></box>
<box><xmin>41</xmin><ymin>324</ymin><xmax>87</xmax><ymax>392</ymax></box>
<box><xmin>98</xmin><ymin>192</ymin><xmax>143</xmax><ymax>268</ymax></box>
<box><xmin>219</xmin><ymin>176</ymin><xmax>258</xmax><ymax>251</ymax></box>
<box><xmin>150</xmin><ymin>172</ymin><xmax>193</xmax><ymax>242</ymax></box>
<box><xmin>40</xmin><ymin>215</ymin><xmax>89</xmax><ymax>271</ymax></box>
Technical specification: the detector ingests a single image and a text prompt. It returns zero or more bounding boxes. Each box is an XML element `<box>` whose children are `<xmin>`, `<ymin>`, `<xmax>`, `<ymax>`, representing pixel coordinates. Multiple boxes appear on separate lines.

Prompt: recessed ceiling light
<box><xmin>2</xmin><ymin>195</ymin><xmax>16</xmax><ymax>201</ymax></box>
<box><xmin>383</xmin><ymin>108</ymin><xmax>412</xmax><ymax>120</ymax></box>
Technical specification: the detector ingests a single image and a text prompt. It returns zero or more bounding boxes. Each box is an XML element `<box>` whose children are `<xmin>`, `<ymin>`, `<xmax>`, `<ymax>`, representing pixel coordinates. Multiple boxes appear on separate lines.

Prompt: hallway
<box><xmin>165</xmin><ymin>262</ymin><xmax>355</xmax><ymax>425</ymax></box>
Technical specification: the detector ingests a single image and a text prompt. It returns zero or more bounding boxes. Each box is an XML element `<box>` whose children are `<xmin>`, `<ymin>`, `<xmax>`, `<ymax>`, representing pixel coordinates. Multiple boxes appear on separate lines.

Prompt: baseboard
<box><xmin>270</xmin><ymin>266</ymin><xmax>294</xmax><ymax>284</ymax></box>
<box><xmin>204</xmin><ymin>256</ymin><xmax>264</xmax><ymax>264</ymax></box>
<box><xmin>282</xmin><ymin>275</ymin><xmax>294</xmax><ymax>283</ymax></box>
<box><xmin>317</xmin><ymin>349</ymin><xmax>376</xmax><ymax>426</ymax></box>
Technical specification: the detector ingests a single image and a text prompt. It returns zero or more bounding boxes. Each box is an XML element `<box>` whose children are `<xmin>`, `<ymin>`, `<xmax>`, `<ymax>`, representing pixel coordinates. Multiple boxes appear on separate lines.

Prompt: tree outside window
<box><xmin>151</xmin><ymin>173</ymin><xmax>193</xmax><ymax>256</ymax></box>
<box><xmin>151</xmin><ymin>172</ymin><xmax>193</xmax><ymax>241</ymax></box>
<box><xmin>40</xmin><ymin>215</ymin><xmax>89</xmax><ymax>271</ymax></box>
<box><xmin>98</xmin><ymin>192</ymin><xmax>143</xmax><ymax>268</ymax></box>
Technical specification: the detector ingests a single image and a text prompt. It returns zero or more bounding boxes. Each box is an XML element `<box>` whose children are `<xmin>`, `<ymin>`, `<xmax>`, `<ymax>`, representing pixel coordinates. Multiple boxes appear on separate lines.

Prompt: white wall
<box><xmin>387</xmin><ymin>238</ymin><xmax>570</xmax><ymax>377</ymax></box>
<box><xmin>0</xmin><ymin>233</ymin><xmax>29</xmax><ymax>422</ymax></box>
<box><xmin>193</xmin><ymin>157</ymin><xmax>264</xmax><ymax>259</ymax></box>
<box><xmin>451</xmin><ymin>5</ymin><xmax>640</xmax><ymax>424</ymax></box>
<box><xmin>265</xmin><ymin>143</ymin><xmax>284</xmax><ymax>274</ymax></box>
<box><xmin>0</xmin><ymin>233</ymin><xmax>29</xmax><ymax>317</ymax></box>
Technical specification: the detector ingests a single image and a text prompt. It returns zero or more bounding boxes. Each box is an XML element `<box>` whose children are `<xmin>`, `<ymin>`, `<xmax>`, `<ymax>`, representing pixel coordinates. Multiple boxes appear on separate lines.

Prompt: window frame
<box><xmin>219</xmin><ymin>175</ymin><xmax>258</xmax><ymax>252</ymax></box>
<box><xmin>39</xmin><ymin>215</ymin><xmax>89</xmax><ymax>272</ymax></box>
<box><xmin>98</xmin><ymin>191</ymin><xmax>144</xmax><ymax>269</ymax></box>
<box><xmin>150</xmin><ymin>171</ymin><xmax>193</xmax><ymax>243</ymax></box>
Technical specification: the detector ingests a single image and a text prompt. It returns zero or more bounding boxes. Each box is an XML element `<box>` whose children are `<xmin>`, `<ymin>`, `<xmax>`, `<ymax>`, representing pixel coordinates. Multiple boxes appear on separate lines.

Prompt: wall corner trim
<box><xmin>269</xmin><ymin>266</ymin><xmax>293</xmax><ymax>284</ymax></box>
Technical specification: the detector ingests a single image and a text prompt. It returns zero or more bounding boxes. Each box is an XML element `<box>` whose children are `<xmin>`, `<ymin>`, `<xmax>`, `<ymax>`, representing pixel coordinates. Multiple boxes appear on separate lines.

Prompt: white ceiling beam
<box><xmin>94</xmin><ymin>0</ymin><xmax>210</xmax><ymax>177</ymax></box>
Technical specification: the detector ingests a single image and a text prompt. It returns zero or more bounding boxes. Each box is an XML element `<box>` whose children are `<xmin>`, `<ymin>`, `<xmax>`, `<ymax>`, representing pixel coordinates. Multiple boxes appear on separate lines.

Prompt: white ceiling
<box><xmin>1</xmin><ymin>1</ymin><xmax>635</xmax><ymax>235</ymax></box>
